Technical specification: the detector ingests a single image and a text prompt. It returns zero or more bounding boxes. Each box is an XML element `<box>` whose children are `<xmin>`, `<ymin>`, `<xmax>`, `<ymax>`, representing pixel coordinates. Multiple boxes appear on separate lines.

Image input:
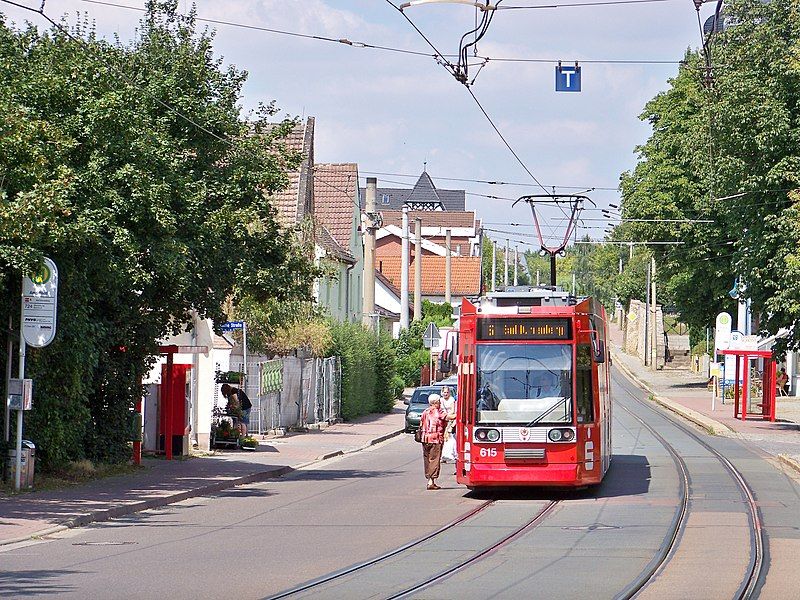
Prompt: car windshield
<box><xmin>412</xmin><ymin>387</ymin><xmax>457</xmax><ymax>407</ymax></box>
<box><xmin>475</xmin><ymin>344</ymin><xmax>572</xmax><ymax>425</ymax></box>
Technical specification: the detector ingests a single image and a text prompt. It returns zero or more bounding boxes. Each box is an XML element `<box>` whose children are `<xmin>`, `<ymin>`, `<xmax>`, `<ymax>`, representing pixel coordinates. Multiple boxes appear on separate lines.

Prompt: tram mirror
<box><xmin>594</xmin><ymin>340</ymin><xmax>606</xmax><ymax>364</ymax></box>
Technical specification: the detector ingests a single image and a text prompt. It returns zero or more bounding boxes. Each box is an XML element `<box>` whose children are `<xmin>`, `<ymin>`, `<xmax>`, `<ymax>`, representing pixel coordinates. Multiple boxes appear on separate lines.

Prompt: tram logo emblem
<box><xmin>519</xmin><ymin>428</ymin><xmax>530</xmax><ymax>441</ymax></box>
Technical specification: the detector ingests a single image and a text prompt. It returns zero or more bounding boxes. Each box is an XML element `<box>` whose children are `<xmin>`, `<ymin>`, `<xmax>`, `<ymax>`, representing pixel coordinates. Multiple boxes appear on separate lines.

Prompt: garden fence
<box><xmin>230</xmin><ymin>355</ymin><xmax>341</xmax><ymax>435</ymax></box>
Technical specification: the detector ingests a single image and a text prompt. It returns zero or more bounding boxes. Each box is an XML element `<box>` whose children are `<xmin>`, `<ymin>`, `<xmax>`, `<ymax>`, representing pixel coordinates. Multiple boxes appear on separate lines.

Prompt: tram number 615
<box><xmin>479</xmin><ymin>447</ymin><xmax>498</xmax><ymax>458</ymax></box>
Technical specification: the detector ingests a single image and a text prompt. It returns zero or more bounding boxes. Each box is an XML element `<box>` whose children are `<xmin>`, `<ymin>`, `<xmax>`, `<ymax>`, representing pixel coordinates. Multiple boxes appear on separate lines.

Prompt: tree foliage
<box><xmin>617</xmin><ymin>0</ymin><xmax>800</xmax><ymax>349</ymax></box>
<box><xmin>0</xmin><ymin>3</ymin><xmax>315</xmax><ymax>468</ymax></box>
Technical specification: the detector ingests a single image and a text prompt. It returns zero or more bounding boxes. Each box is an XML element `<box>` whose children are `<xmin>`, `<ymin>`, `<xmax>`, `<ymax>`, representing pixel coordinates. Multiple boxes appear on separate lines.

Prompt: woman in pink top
<box><xmin>419</xmin><ymin>393</ymin><xmax>456</xmax><ymax>490</ymax></box>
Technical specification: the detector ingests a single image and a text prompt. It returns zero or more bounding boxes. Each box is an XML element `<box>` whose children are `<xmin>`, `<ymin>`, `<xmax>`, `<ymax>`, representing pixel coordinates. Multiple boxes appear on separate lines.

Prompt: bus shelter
<box><xmin>720</xmin><ymin>349</ymin><xmax>776</xmax><ymax>422</ymax></box>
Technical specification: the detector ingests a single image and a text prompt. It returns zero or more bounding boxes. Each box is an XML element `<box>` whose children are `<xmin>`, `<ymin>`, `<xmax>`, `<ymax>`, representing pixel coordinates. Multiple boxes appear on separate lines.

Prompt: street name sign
<box><xmin>556</xmin><ymin>65</ymin><xmax>581</xmax><ymax>92</ymax></box>
<box><xmin>221</xmin><ymin>321</ymin><xmax>244</xmax><ymax>332</ymax></box>
<box><xmin>22</xmin><ymin>257</ymin><xmax>58</xmax><ymax>348</ymax></box>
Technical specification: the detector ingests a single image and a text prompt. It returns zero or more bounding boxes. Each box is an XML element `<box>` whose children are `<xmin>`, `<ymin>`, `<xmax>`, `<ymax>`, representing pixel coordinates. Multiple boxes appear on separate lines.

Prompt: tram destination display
<box><xmin>477</xmin><ymin>317</ymin><xmax>571</xmax><ymax>341</ymax></box>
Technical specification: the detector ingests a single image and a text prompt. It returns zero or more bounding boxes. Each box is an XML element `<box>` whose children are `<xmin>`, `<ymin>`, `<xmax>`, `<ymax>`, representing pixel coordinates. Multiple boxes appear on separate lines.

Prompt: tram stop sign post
<box><xmin>423</xmin><ymin>322</ymin><xmax>440</xmax><ymax>349</ymax></box>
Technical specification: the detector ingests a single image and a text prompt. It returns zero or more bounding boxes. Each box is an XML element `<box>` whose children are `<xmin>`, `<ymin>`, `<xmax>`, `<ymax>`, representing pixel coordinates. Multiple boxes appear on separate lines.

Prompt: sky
<box><xmin>1</xmin><ymin>0</ymin><xmax>714</xmax><ymax>249</ymax></box>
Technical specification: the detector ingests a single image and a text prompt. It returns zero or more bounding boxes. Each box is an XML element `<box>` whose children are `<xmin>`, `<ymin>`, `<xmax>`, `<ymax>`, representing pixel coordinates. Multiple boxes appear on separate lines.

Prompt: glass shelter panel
<box><xmin>475</xmin><ymin>344</ymin><xmax>573</xmax><ymax>425</ymax></box>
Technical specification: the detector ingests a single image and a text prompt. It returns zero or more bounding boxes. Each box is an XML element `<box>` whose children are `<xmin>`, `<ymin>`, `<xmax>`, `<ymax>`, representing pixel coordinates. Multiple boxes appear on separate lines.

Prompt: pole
<box><xmin>644</xmin><ymin>260</ymin><xmax>651</xmax><ymax>367</ymax></box>
<box><xmin>491</xmin><ymin>240</ymin><xmax>496</xmax><ymax>292</ymax></box>
<box><xmin>504</xmin><ymin>239</ymin><xmax>509</xmax><ymax>287</ymax></box>
<box><xmin>536</xmin><ymin>269</ymin><xmax>540</xmax><ymax>286</ymax></box>
<box><xmin>651</xmin><ymin>257</ymin><xmax>657</xmax><ymax>369</ymax></box>
<box><xmin>513</xmin><ymin>245</ymin><xmax>518</xmax><ymax>286</ymax></box>
<box><xmin>362</xmin><ymin>178</ymin><xmax>377</xmax><ymax>328</ymax></box>
<box><xmin>549</xmin><ymin>253</ymin><xmax>557</xmax><ymax>287</ymax></box>
<box><xmin>400</xmin><ymin>207</ymin><xmax>410</xmax><ymax>330</ymax></box>
<box><xmin>414</xmin><ymin>217</ymin><xmax>422</xmax><ymax>321</ymax></box>
<box><xmin>4</xmin><ymin>314</ymin><xmax>11</xmax><ymax>443</ymax></box>
<box><xmin>165</xmin><ymin>352</ymin><xmax>173</xmax><ymax>460</ymax></box>
<box><xmin>15</xmin><ymin>280</ymin><xmax>25</xmax><ymax>490</ymax></box>
<box><xmin>629</xmin><ymin>242</ymin><xmax>634</xmax><ymax>260</ymax></box>
<box><xmin>572</xmin><ymin>272</ymin><xmax>576</xmax><ymax>295</ymax></box>
<box><xmin>243</xmin><ymin>322</ymin><xmax>248</xmax><ymax>393</ymax></box>
<box><xmin>445</xmin><ymin>229</ymin><xmax>452</xmax><ymax>304</ymax></box>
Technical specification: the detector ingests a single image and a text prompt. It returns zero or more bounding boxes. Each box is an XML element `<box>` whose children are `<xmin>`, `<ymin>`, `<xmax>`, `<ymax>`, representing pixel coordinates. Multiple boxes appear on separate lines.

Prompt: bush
<box><xmin>328</xmin><ymin>321</ymin><xmax>400</xmax><ymax>420</ymax></box>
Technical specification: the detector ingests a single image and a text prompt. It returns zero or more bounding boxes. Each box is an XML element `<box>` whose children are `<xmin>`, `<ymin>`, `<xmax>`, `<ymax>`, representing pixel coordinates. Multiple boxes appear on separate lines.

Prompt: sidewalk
<box><xmin>608</xmin><ymin>324</ymin><xmax>800</xmax><ymax>470</ymax></box>
<box><xmin>0</xmin><ymin>403</ymin><xmax>406</xmax><ymax>547</ymax></box>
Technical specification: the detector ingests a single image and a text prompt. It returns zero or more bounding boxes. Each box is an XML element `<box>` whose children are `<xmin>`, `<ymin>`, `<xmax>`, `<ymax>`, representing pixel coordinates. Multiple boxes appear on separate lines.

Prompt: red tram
<box><xmin>455</xmin><ymin>287</ymin><xmax>611</xmax><ymax>488</ymax></box>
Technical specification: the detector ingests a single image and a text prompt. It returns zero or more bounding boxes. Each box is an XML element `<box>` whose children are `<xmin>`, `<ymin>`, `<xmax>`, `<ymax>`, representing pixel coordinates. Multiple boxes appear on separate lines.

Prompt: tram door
<box><xmin>575</xmin><ymin>334</ymin><xmax>599</xmax><ymax>477</ymax></box>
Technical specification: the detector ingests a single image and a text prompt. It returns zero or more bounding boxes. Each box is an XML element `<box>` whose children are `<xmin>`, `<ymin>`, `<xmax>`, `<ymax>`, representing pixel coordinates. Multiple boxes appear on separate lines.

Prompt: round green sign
<box><xmin>30</xmin><ymin>264</ymin><xmax>51</xmax><ymax>285</ymax></box>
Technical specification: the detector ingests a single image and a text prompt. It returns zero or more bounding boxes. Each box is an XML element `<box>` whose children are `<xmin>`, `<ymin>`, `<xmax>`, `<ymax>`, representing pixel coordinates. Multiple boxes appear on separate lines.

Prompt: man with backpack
<box><xmin>221</xmin><ymin>383</ymin><xmax>252</xmax><ymax>436</ymax></box>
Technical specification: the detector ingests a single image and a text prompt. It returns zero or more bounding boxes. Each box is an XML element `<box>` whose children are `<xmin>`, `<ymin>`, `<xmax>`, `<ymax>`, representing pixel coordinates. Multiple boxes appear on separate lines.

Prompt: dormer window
<box><xmin>381</xmin><ymin>194</ymin><xmax>390</xmax><ymax>205</ymax></box>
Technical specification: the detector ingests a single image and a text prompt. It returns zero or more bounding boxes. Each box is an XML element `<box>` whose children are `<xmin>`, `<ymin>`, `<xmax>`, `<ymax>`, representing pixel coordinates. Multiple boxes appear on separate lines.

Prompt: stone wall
<box><xmin>623</xmin><ymin>299</ymin><xmax>665</xmax><ymax>369</ymax></box>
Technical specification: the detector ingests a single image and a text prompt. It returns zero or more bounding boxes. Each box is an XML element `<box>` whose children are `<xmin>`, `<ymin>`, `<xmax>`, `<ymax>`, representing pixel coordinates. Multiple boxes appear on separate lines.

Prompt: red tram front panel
<box><xmin>455</xmin><ymin>294</ymin><xmax>611</xmax><ymax>488</ymax></box>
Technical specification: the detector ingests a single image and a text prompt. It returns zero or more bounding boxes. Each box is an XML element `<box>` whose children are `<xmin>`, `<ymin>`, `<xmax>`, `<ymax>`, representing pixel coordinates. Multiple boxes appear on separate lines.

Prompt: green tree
<box><xmin>617</xmin><ymin>0</ymin><xmax>800</xmax><ymax>347</ymax></box>
<box><xmin>0</xmin><ymin>4</ymin><xmax>315</xmax><ymax>468</ymax></box>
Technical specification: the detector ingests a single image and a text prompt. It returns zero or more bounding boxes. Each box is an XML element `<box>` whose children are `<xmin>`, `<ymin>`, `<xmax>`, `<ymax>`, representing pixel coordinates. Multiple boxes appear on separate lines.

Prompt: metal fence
<box><xmin>230</xmin><ymin>356</ymin><xmax>341</xmax><ymax>434</ymax></box>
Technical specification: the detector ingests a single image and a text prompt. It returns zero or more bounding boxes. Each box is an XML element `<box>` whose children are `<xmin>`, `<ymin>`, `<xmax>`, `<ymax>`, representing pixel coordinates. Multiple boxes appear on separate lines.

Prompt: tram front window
<box><xmin>476</xmin><ymin>344</ymin><xmax>573</xmax><ymax>425</ymax></box>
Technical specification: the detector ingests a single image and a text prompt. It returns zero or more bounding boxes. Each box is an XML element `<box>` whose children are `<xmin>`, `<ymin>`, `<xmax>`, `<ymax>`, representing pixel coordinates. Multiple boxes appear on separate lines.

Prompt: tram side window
<box><xmin>576</xmin><ymin>344</ymin><xmax>594</xmax><ymax>423</ymax></box>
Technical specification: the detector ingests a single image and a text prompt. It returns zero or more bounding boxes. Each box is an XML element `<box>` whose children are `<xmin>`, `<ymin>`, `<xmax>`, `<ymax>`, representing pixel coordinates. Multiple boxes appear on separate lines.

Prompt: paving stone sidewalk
<box><xmin>608</xmin><ymin>323</ymin><xmax>800</xmax><ymax>471</ymax></box>
<box><xmin>0</xmin><ymin>403</ymin><xmax>407</xmax><ymax>546</ymax></box>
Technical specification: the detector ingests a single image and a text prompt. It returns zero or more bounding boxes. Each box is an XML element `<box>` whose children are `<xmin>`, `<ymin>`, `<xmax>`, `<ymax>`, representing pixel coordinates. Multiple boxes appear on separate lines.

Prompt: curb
<box><xmin>777</xmin><ymin>454</ymin><xmax>800</xmax><ymax>476</ymax></box>
<box><xmin>1</xmin><ymin>427</ymin><xmax>405</xmax><ymax>548</ymax></box>
<box><xmin>611</xmin><ymin>349</ymin><xmax>732</xmax><ymax>436</ymax></box>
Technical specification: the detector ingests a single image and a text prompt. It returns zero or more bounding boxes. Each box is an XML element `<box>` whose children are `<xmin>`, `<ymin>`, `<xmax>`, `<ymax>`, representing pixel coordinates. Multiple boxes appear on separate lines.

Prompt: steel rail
<box><xmin>387</xmin><ymin>500</ymin><xmax>561</xmax><ymax>599</ymax></box>
<box><xmin>613</xmin><ymin>383</ymin><xmax>691</xmax><ymax>600</ymax></box>
<box><xmin>266</xmin><ymin>498</ymin><xmax>497</xmax><ymax>599</ymax></box>
<box><xmin>614</xmin><ymin>369</ymin><xmax>765</xmax><ymax>599</ymax></box>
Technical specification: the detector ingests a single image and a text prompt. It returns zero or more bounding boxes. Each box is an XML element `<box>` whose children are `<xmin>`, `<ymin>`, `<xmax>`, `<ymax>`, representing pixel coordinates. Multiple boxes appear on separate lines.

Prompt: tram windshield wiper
<box><xmin>526</xmin><ymin>397</ymin><xmax>569</xmax><ymax>427</ymax></box>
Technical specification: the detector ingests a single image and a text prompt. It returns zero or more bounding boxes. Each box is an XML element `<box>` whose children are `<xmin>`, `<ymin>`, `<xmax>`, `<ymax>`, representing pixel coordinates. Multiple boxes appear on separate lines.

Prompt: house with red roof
<box><xmin>267</xmin><ymin>118</ymin><xmax>364</xmax><ymax>323</ymax></box>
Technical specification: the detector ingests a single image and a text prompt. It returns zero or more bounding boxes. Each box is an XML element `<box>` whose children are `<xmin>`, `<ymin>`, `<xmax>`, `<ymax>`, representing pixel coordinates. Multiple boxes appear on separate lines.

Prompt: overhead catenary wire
<box><xmin>359</xmin><ymin>171</ymin><xmax>619</xmax><ymax>191</ymax></box>
<box><xmin>497</xmin><ymin>0</ymin><xmax>678</xmax><ymax>8</ymax></box>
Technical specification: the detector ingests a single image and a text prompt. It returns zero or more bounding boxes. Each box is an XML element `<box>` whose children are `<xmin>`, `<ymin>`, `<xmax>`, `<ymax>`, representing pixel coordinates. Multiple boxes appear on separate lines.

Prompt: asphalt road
<box><xmin>3</xmin><ymin>368</ymin><xmax>800</xmax><ymax>599</ymax></box>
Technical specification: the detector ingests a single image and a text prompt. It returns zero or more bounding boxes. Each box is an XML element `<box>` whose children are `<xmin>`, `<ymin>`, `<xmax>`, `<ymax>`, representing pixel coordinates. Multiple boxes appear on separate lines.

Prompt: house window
<box><xmin>381</xmin><ymin>194</ymin><xmax>390</xmax><ymax>205</ymax></box>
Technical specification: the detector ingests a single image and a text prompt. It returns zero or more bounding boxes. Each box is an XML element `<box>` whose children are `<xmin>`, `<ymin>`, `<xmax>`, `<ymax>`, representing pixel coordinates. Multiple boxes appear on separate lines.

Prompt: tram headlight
<box><xmin>474</xmin><ymin>428</ymin><xmax>500</xmax><ymax>443</ymax></box>
<box><xmin>548</xmin><ymin>428</ymin><xmax>576</xmax><ymax>442</ymax></box>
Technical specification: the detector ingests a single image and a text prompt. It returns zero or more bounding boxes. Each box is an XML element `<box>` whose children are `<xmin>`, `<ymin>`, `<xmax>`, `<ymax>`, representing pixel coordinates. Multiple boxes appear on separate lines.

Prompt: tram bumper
<box><xmin>460</xmin><ymin>462</ymin><xmax>596</xmax><ymax>488</ymax></box>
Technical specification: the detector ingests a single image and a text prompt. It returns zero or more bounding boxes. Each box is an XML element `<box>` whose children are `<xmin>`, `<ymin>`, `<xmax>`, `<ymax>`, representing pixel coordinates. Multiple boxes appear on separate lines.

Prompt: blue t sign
<box><xmin>556</xmin><ymin>65</ymin><xmax>581</xmax><ymax>92</ymax></box>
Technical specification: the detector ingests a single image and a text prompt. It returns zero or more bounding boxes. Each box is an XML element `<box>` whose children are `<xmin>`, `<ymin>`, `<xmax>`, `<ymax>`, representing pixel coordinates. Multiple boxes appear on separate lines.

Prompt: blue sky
<box><xmin>2</xmin><ymin>0</ymin><xmax>713</xmax><ymax>247</ymax></box>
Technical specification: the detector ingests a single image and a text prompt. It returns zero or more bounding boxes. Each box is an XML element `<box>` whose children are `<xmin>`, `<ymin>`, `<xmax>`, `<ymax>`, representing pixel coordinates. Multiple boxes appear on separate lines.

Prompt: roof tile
<box><xmin>375</xmin><ymin>255</ymin><xmax>481</xmax><ymax>296</ymax></box>
<box><xmin>314</xmin><ymin>163</ymin><xmax>358</xmax><ymax>249</ymax></box>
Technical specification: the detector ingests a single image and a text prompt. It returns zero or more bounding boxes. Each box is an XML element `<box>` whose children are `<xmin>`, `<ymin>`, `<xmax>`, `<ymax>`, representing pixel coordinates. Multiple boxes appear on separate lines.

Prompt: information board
<box><xmin>22</xmin><ymin>257</ymin><xmax>58</xmax><ymax>348</ymax></box>
<box><xmin>477</xmin><ymin>318</ymin><xmax>571</xmax><ymax>341</ymax></box>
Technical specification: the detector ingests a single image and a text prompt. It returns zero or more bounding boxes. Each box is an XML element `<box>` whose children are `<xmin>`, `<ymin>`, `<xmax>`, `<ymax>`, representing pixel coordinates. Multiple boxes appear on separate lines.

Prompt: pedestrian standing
<box><xmin>221</xmin><ymin>383</ymin><xmax>252</xmax><ymax>436</ymax></box>
<box><xmin>777</xmin><ymin>368</ymin><xmax>789</xmax><ymax>396</ymax></box>
<box><xmin>419</xmin><ymin>393</ymin><xmax>455</xmax><ymax>490</ymax></box>
<box><xmin>440</xmin><ymin>386</ymin><xmax>457</xmax><ymax>463</ymax></box>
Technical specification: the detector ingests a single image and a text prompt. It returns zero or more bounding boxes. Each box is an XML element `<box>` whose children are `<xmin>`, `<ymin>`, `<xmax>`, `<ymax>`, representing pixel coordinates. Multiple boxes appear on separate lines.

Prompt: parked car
<box><xmin>405</xmin><ymin>382</ymin><xmax>458</xmax><ymax>433</ymax></box>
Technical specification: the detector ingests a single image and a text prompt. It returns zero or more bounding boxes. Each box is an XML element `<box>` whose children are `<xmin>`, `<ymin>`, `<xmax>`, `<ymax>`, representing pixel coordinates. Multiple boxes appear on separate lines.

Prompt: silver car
<box><xmin>404</xmin><ymin>384</ymin><xmax>457</xmax><ymax>433</ymax></box>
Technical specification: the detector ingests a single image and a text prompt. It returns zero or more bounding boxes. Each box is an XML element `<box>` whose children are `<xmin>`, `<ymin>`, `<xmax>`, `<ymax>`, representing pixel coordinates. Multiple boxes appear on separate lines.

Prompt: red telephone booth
<box><xmin>721</xmin><ymin>349</ymin><xmax>776</xmax><ymax>422</ymax></box>
<box><xmin>159</xmin><ymin>362</ymin><xmax>191</xmax><ymax>459</ymax></box>
<box><xmin>156</xmin><ymin>345</ymin><xmax>205</xmax><ymax>460</ymax></box>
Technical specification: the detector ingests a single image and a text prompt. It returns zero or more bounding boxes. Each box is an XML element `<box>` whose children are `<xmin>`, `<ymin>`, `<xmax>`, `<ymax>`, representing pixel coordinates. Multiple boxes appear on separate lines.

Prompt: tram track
<box><xmin>267</xmin><ymin>498</ymin><xmax>560</xmax><ymax>599</ymax></box>
<box><xmin>388</xmin><ymin>499</ymin><xmax>560</xmax><ymax>599</ymax></box>
<box><xmin>613</xmin><ymin>369</ymin><xmax>765</xmax><ymax>599</ymax></box>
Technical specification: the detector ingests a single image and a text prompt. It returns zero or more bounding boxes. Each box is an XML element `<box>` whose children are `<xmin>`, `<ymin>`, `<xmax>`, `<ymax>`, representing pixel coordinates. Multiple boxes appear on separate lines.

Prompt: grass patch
<box><xmin>0</xmin><ymin>460</ymin><xmax>141</xmax><ymax>496</ymax></box>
